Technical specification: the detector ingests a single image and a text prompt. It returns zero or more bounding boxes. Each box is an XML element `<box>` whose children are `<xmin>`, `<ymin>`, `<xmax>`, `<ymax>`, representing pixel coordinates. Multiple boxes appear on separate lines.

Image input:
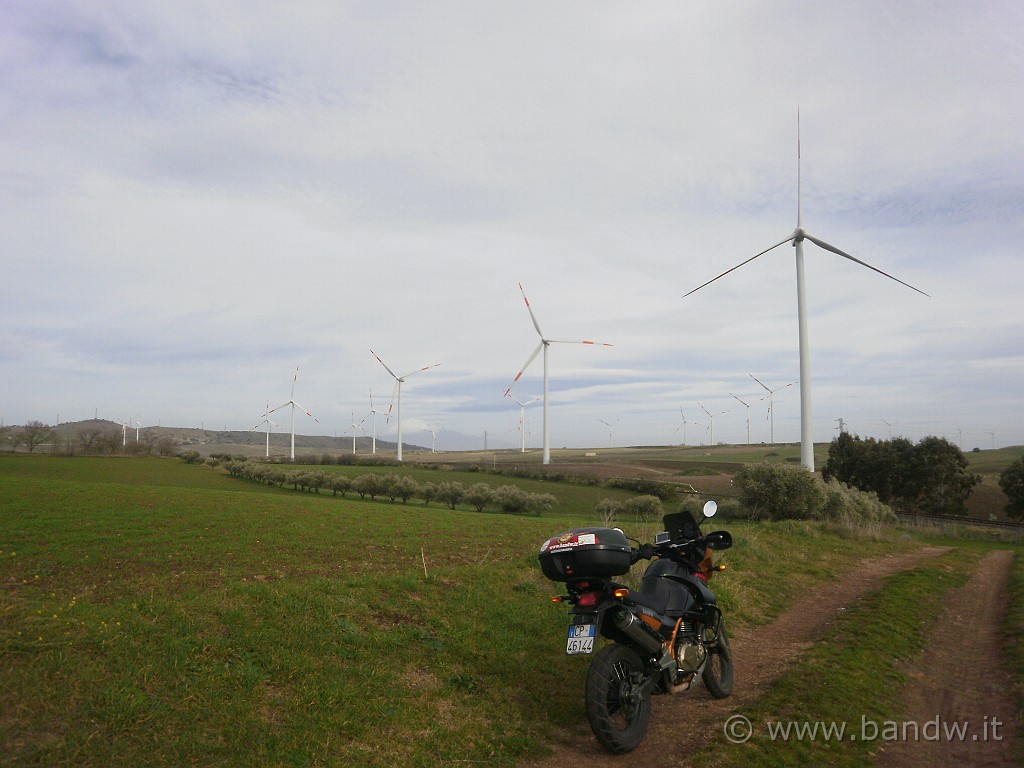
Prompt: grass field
<box><xmin>1</xmin><ymin>455</ymin><xmax>1020</xmax><ymax>766</ymax></box>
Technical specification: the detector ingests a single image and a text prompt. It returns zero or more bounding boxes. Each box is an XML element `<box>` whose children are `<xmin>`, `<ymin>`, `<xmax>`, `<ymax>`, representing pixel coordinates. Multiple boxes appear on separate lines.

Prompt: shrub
<box><xmin>622</xmin><ymin>494</ymin><xmax>664</xmax><ymax>522</ymax></box>
<box><xmin>179</xmin><ymin>450</ymin><xmax>202</xmax><ymax>464</ymax></box>
<box><xmin>493</xmin><ymin>485</ymin><xmax>530</xmax><ymax>515</ymax></box>
<box><xmin>464</xmin><ymin>483</ymin><xmax>494</xmax><ymax>512</ymax></box>
<box><xmin>419</xmin><ymin>482</ymin><xmax>438</xmax><ymax>506</ymax></box>
<box><xmin>525</xmin><ymin>492</ymin><xmax>558</xmax><ymax>516</ymax></box>
<box><xmin>733</xmin><ymin>462</ymin><xmax>824</xmax><ymax>521</ymax></box>
<box><xmin>1000</xmin><ymin>458</ymin><xmax>1024</xmax><ymax>521</ymax></box>
<box><xmin>436</xmin><ymin>481</ymin><xmax>466</xmax><ymax>510</ymax></box>
<box><xmin>595</xmin><ymin>498</ymin><xmax>623</xmax><ymax>525</ymax></box>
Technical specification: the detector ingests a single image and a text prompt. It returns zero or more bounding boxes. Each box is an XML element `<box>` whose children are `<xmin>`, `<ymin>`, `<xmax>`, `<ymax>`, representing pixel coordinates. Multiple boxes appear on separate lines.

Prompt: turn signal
<box><xmin>551</xmin><ymin>595</ymin><xmax>566</xmax><ymax>603</ymax></box>
<box><xmin>714</xmin><ymin>564</ymin><xmax>727</xmax><ymax>572</ymax></box>
<box><xmin>613</xmin><ymin>588</ymin><xmax>629</xmax><ymax>599</ymax></box>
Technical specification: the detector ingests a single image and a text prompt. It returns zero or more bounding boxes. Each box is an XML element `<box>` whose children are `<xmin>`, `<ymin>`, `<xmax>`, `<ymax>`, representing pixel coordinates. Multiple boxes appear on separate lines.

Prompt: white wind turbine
<box><xmin>506</xmin><ymin>393</ymin><xmax>541</xmax><ymax>453</ymax></box>
<box><xmin>598</xmin><ymin>417</ymin><xmax>621</xmax><ymax>448</ymax></box>
<box><xmin>684</xmin><ymin>112</ymin><xmax>929</xmax><ymax>471</ymax></box>
<box><xmin>267</xmin><ymin>366</ymin><xmax>319</xmax><ymax>461</ymax></box>
<box><xmin>343</xmin><ymin>410</ymin><xmax>365</xmax><ymax>454</ymax></box>
<box><xmin>730</xmin><ymin>394</ymin><xmax>753</xmax><ymax>445</ymax></box>
<box><xmin>366</xmin><ymin>389</ymin><xmax>385</xmax><ymax>455</ymax></box>
<box><xmin>371</xmin><ymin>350</ymin><xmax>440</xmax><ymax>462</ymax></box>
<box><xmin>749</xmin><ymin>374</ymin><xmax>798</xmax><ymax>446</ymax></box>
<box><xmin>698</xmin><ymin>403</ymin><xmax>728</xmax><ymax>446</ymax></box>
<box><xmin>673</xmin><ymin>408</ymin><xmax>689</xmax><ymax>446</ymax></box>
<box><xmin>504</xmin><ymin>282</ymin><xmax>612</xmax><ymax>465</ymax></box>
<box><xmin>252</xmin><ymin>404</ymin><xmax>280</xmax><ymax>459</ymax></box>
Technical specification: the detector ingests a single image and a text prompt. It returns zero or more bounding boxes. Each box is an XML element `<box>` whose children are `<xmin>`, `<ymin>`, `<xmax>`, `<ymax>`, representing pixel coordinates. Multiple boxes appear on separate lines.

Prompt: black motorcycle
<box><xmin>539</xmin><ymin>500</ymin><xmax>734</xmax><ymax>754</ymax></box>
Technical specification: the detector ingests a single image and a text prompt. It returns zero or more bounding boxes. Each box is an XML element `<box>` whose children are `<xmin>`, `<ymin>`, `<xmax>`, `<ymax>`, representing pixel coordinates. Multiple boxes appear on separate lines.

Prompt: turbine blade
<box><xmin>518</xmin><ymin>282</ymin><xmax>545</xmax><ymax>339</ymax></box>
<box><xmin>370</xmin><ymin>349</ymin><xmax>400</xmax><ymax>380</ymax></box>
<box><xmin>401</xmin><ymin>363</ymin><xmax>441</xmax><ymax>379</ymax></box>
<box><xmin>547</xmin><ymin>338</ymin><xmax>613</xmax><ymax>347</ymax></box>
<box><xmin>504</xmin><ymin>341</ymin><xmax>544</xmax><ymax>396</ymax></box>
<box><xmin>292</xmin><ymin>402</ymin><xmax>319</xmax><ymax>423</ymax></box>
<box><xmin>266</xmin><ymin>401</ymin><xmax>291</xmax><ymax>416</ymax></box>
<box><xmin>803</xmin><ymin>234</ymin><xmax>930</xmax><ymax>297</ymax></box>
<box><xmin>749</xmin><ymin>373</ymin><xmax>771</xmax><ymax>393</ymax></box>
<box><xmin>683</xmin><ymin>235</ymin><xmax>796</xmax><ymax>298</ymax></box>
<box><xmin>290</xmin><ymin>366</ymin><xmax>299</xmax><ymax>399</ymax></box>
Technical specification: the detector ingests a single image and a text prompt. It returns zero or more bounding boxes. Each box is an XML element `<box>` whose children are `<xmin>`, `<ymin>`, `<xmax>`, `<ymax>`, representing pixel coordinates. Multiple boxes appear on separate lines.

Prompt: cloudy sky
<box><xmin>3</xmin><ymin>1</ymin><xmax>1022</xmax><ymax>453</ymax></box>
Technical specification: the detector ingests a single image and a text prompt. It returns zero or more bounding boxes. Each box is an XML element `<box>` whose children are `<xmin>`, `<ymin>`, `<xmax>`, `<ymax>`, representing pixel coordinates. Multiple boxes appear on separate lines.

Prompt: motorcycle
<box><xmin>538</xmin><ymin>500</ymin><xmax>734</xmax><ymax>754</ymax></box>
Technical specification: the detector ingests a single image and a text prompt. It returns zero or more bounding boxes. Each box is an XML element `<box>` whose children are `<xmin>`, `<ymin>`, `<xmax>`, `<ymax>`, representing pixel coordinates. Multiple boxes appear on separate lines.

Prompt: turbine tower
<box><xmin>267</xmin><ymin>366</ymin><xmax>319</xmax><ymax>461</ymax></box>
<box><xmin>252</xmin><ymin>405</ymin><xmax>280</xmax><ymax>459</ymax></box>
<box><xmin>371</xmin><ymin>350</ymin><xmax>440</xmax><ymax>462</ymax></box>
<box><xmin>683</xmin><ymin>112</ymin><xmax>928</xmax><ymax>471</ymax></box>
<box><xmin>698</xmin><ymin>403</ymin><xmax>728</xmax><ymax>446</ymax></box>
<box><xmin>367</xmin><ymin>389</ymin><xmax>384</xmax><ymax>455</ymax></box>
<box><xmin>730</xmin><ymin>394</ymin><xmax>752</xmax><ymax>445</ymax></box>
<box><xmin>597</xmin><ymin>417</ymin><xmax>621</xmax><ymax>448</ymax></box>
<box><xmin>749</xmin><ymin>374</ymin><xmax>798</xmax><ymax>446</ymax></box>
<box><xmin>505</xmin><ymin>282</ymin><xmax>612</xmax><ymax>465</ymax></box>
<box><xmin>507</xmin><ymin>394</ymin><xmax>541</xmax><ymax>453</ymax></box>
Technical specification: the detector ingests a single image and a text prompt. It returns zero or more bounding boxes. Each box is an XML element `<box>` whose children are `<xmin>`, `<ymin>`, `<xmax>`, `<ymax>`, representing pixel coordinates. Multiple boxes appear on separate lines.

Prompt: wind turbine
<box><xmin>698</xmin><ymin>403</ymin><xmax>728</xmax><ymax>446</ymax></box>
<box><xmin>366</xmin><ymin>389</ymin><xmax>385</xmax><ymax>455</ymax></box>
<box><xmin>748</xmin><ymin>374</ymin><xmax>798</xmax><ymax>445</ymax></box>
<box><xmin>683</xmin><ymin>112</ymin><xmax>929</xmax><ymax>471</ymax></box>
<box><xmin>252</xmin><ymin>405</ymin><xmax>280</xmax><ymax>458</ymax></box>
<box><xmin>371</xmin><ymin>350</ymin><xmax>440</xmax><ymax>462</ymax></box>
<box><xmin>504</xmin><ymin>282</ymin><xmax>612</xmax><ymax>465</ymax></box>
<box><xmin>267</xmin><ymin>366</ymin><xmax>319</xmax><ymax>461</ymax></box>
<box><xmin>730</xmin><ymin>394</ymin><xmax>753</xmax><ymax>445</ymax></box>
<box><xmin>881</xmin><ymin>418</ymin><xmax>894</xmax><ymax>440</ymax></box>
<box><xmin>673</xmin><ymin>408</ymin><xmax>689</xmax><ymax>446</ymax></box>
<box><xmin>343</xmin><ymin>410</ymin><xmax>366</xmax><ymax>454</ymax></box>
<box><xmin>506</xmin><ymin>393</ymin><xmax>541</xmax><ymax>453</ymax></box>
<box><xmin>597</xmin><ymin>417</ymin><xmax>621</xmax><ymax>448</ymax></box>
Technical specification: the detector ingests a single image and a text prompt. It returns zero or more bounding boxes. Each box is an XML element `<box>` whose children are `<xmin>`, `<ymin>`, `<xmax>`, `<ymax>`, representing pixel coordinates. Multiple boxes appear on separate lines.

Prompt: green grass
<box><xmin>0</xmin><ymin>455</ymin><xmax>1010</xmax><ymax>767</ymax></box>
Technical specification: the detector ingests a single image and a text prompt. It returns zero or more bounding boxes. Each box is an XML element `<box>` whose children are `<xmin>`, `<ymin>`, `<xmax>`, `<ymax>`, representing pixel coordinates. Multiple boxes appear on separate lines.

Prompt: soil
<box><xmin>875</xmin><ymin>549</ymin><xmax>1019</xmax><ymax>768</ymax></box>
<box><xmin>517</xmin><ymin>545</ymin><xmax>1020</xmax><ymax>768</ymax></box>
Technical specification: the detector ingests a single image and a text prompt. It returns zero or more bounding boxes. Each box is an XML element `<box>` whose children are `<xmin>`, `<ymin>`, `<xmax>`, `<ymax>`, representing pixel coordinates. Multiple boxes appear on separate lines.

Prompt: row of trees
<box><xmin>222</xmin><ymin>460</ymin><xmax>558</xmax><ymax>516</ymax></box>
<box><xmin>822</xmin><ymin>433</ymin><xmax>980</xmax><ymax>516</ymax></box>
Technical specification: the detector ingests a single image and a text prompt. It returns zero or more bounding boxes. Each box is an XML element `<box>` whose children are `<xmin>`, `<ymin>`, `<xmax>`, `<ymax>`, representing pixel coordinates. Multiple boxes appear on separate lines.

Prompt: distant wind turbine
<box><xmin>267</xmin><ymin>366</ymin><xmax>319</xmax><ymax>461</ymax></box>
<box><xmin>507</xmin><ymin>393</ymin><xmax>541</xmax><ymax>453</ymax></box>
<box><xmin>371</xmin><ymin>350</ymin><xmax>440</xmax><ymax>462</ymax></box>
<box><xmin>598</xmin><ymin>417</ymin><xmax>621</xmax><ymax>448</ymax></box>
<box><xmin>698</xmin><ymin>403</ymin><xmax>728</xmax><ymax>446</ymax></box>
<box><xmin>343</xmin><ymin>410</ymin><xmax>366</xmax><ymax>454</ymax></box>
<box><xmin>673</xmin><ymin>408</ymin><xmax>689</xmax><ymax>446</ymax></box>
<box><xmin>366</xmin><ymin>389</ymin><xmax>384</xmax><ymax>455</ymax></box>
<box><xmin>730</xmin><ymin>394</ymin><xmax>753</xmax><ymax>445</ymax></box>
<box><xmin>684</xmin><ymin>111</ymin><xmax>929</xmax><ymax>471</ymax></box>
<box><xmin>252</xmin><ymin>405</ymin><xmax>280</xmax><ymax>458</ymax></box>
<box><xmin>749</xmin><ymin>374</ymin><xmax>798</xmax><ymax>446</ymax></box>
<box><xmin>504</xmin><ymin>282</ymin><xmax>612</xmax><ymax>465</ymax></box>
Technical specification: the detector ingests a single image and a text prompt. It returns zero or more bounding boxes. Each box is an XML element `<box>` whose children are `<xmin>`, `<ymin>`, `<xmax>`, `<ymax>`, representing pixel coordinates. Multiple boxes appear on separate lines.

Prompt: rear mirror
<box><xmin>704</xmin><ymin>530</ymin><xmax>733</xmax><ymax>550</ymax></box>
<box><xmin>702</xmin><ymin>500</ymin><xmax>718</xmax><ymax>519</ymax></box>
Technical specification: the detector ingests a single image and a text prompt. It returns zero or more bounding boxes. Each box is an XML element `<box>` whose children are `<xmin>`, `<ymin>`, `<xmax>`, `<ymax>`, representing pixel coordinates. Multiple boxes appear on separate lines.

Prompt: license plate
<box><xmin>566</xmin><ymin>623</ymin><xmax>596</xmax><ymax>655</ymax></box>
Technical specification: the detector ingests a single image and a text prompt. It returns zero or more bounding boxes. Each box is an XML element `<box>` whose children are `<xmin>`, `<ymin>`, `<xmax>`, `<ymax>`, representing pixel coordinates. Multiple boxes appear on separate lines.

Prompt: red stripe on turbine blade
<box><xmin>513</xmin><ymin>372</ymin><xmax>524</xmax><ymax>382</ymax></box>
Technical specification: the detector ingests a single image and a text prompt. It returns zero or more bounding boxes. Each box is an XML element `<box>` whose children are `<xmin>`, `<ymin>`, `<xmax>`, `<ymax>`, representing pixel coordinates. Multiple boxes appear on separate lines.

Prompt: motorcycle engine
<box><xmin>674</xmin><ymin>621</ymin><xmax>707</xmax><ymax>674</ymax></box>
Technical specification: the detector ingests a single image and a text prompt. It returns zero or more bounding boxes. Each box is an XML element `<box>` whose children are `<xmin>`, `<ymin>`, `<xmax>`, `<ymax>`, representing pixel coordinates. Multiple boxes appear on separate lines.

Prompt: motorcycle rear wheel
<box><xmin>585</xmin><ymin>644</ymin><xmax>652</xmax><ymax>754</ymax></box>
<box><xmin>702</xmin><ymin>621</ymin><xmax>734</xmax><ymax>699</ymax></box>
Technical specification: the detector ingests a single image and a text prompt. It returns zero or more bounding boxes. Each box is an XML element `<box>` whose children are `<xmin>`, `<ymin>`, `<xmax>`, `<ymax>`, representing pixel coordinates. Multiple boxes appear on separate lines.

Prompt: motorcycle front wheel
<box><xmin>702</xmin><ymin>620</ymin><xmax>734</xmax><ymax>699</ymax></box>
<box><xmin>585</xmin><ymin>644</ymin><xmax>652</xmax><ymax>754</ymax></box>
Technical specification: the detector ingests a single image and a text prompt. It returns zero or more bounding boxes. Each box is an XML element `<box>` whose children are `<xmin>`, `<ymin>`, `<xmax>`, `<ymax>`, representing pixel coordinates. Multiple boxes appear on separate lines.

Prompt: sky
<box><xmin>2</xmin><ymin>1</ymin><xmax>1023</xmax><ymax>453</ymax></box>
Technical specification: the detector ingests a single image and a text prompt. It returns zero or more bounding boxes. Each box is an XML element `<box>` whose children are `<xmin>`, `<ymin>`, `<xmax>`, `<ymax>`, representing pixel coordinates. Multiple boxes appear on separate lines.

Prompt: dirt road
<box><xmin>518</xmin><ymin>545</ymin><xmax>1023</xmax><ymax>767</ymax></box>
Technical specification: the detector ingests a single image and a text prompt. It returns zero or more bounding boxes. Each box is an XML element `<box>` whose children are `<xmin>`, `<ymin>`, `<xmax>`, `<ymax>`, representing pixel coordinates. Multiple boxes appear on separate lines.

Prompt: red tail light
<box><xmin>578</xmin><ymin>591</ymin><xmax>601</xmax><ymax>608</ymax></box>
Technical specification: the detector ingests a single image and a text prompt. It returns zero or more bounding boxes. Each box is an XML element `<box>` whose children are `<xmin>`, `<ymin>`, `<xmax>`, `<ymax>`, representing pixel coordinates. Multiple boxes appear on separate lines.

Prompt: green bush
<box><xmin>734</xmin><ymin>462</ymin><xmax>824</xmax><ymax>520</ymax></box>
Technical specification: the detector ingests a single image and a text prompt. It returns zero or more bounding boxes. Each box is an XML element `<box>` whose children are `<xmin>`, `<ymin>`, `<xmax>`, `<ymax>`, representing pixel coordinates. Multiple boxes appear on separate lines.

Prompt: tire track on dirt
<box><xmin>519</xmin><ymin>545</ymin><xmax>952</xmax><ymax>768</ymax></box>
<box><xmin>874</xmin><ymin>549</ymin><xmax>1019</xmax><ymax>768</ymax></box>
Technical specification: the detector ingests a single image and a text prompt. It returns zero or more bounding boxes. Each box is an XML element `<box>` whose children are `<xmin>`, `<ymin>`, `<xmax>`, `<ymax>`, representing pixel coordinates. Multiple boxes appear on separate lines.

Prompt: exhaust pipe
<box><xmin>612</xmin><ymin>610</ymin><xmax>665</xmax><ymax>656</ymax></box>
